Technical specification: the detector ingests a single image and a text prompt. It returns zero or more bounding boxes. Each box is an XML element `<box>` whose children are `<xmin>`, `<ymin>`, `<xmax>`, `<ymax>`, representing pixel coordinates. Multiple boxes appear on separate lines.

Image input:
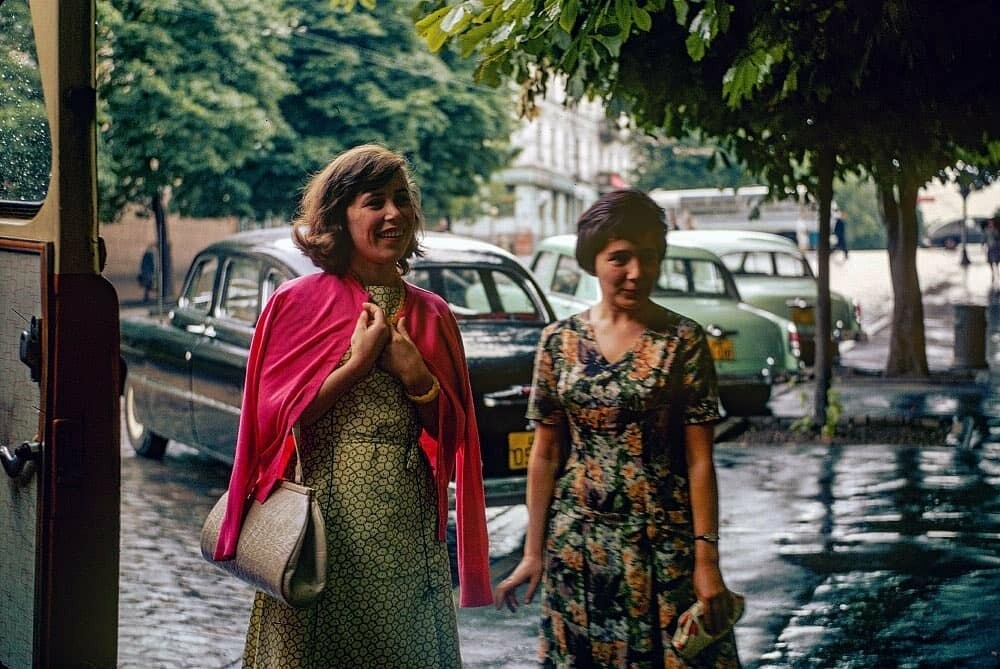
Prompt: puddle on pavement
<box><xmin>763</xmin><ymin>443</ymin><xmax>1000</xmax><ymax>669</ymax></box>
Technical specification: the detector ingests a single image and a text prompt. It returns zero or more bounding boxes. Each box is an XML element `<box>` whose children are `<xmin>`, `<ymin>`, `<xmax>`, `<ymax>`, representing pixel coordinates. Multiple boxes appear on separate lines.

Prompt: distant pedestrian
<box><xmin>984</xmin><ymin>217</ymin><xmax>1000</xmax><ymax>286</ymax></box>
<box><xmin>137</xmin><ymin>244</ymin><xmax>156</xmax><ymax>302</ymax></box>
<box><xmin>832</xmin><ymin>210</ymin><xmax>848</xmax><ymax>259</ymax></box>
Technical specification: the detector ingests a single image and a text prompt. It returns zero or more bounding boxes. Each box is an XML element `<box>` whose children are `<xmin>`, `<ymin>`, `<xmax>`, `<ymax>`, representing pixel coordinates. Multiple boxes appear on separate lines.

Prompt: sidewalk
<box><xmin>767</xmin><ymin>247</ymin><xmax>997</xmax><ymax>435</ymax></box>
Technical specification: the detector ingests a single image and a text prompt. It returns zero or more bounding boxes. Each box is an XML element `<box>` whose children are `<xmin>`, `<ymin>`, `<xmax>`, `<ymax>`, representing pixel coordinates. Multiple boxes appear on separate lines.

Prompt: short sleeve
<box><xmin>680</xmin><ymin>322</ymin><xmax>722</xmax><ymax>425</ymax></box>
<box><xmin>525</xmin><ymin>323</ymin><xmax>566</xmax><ymax>426</ymax></box>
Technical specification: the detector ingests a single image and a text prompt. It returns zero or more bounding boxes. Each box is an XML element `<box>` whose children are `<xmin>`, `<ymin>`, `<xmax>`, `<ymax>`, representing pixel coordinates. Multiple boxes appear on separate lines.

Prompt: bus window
<box><xmin>0</xmin><ymin>0</ymin><xmax>51</xmax><ymax>208</ymax></box>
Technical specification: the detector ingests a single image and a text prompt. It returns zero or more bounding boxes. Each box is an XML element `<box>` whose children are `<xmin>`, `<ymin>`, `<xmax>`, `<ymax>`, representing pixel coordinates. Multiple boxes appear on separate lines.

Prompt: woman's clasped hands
<box><xmin>351</xmin><ymin>303</ymin><xmax>431</xmax><ymax>390</ymax></box>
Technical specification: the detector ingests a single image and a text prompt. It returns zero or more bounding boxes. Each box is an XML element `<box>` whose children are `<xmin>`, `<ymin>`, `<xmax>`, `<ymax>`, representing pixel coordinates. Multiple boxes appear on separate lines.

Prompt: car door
<box><xmin>530</xmin><ymin>249</ymin><xmax>593</xmax><ymax>318</ymax></box>
<box><xmin>190</xmin><ymin>255</ymin><xmax>292</xmax><ymax>461</ymax></box>
<box><xmin>133</xmin><ymin>254</ymin><xmax>224</xmax><ymax>447</ymax></box>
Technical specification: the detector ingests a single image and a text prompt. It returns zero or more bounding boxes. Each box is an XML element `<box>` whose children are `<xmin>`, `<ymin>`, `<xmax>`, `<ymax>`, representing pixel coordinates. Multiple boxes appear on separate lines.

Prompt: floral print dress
<box><xmin>526</xmin><ymin>312</ymin><xmax>740</xmax><ymax>669</ymax></box>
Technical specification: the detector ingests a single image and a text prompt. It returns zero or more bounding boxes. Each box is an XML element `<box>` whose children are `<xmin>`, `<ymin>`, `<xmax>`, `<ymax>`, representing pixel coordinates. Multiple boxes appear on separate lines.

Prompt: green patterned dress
<box><xmin>242</xmin><ymin>283</ymin><xmax>460</xmax><ymax>669</ymax></box>
<box><xmin>526</xmin><ymin>312</ymin><xmax>740</xmax><ymax>669</ymax></box>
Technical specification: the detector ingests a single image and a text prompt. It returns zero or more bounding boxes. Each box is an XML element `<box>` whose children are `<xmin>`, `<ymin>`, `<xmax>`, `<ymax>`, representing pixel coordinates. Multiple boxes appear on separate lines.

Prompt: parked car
<box><xmin>120</xmin><ymin>228</ymin><xmax>555</xmax><ymax>506</ymax></box>
<box><xmin>923</xmin><ymin>218</ymin><xmax>988</xmax><ymax>249</ymax></box>
<box><xmin>666</xmin><ymin>229</ymin><xmax>864</xmax><ymax>365</ymax></box>
<box><xmin>529</xmin><ymin>234</ymin><xmax>803</xmax><ymax>416</ymax></box>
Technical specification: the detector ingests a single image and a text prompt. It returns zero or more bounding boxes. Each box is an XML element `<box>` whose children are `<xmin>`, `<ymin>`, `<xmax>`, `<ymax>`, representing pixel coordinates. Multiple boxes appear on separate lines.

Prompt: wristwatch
<box><xmin>694</xmin><ymin>533</ymin><xmax>720</xmax><ymax>544</ymax></box>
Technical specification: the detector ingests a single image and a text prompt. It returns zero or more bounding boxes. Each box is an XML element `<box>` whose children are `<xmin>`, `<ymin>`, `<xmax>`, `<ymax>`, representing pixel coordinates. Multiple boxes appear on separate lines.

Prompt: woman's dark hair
<box><xmin>575</xmin><ymin>189</ymin><xmax>667</xmax><ymax>274</ymax></box>
<box><xmin>292</xmin><ymin>144</ymin><xmax>424</xmax><ymax>275</ymax></box>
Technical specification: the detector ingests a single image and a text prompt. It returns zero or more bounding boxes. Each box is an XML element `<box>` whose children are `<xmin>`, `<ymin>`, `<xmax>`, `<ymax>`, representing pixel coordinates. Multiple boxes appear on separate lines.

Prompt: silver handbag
<box><xmin>200</xmin><ymin>433</ymin><xmax>326</xmax><ymax>608</ymax></box>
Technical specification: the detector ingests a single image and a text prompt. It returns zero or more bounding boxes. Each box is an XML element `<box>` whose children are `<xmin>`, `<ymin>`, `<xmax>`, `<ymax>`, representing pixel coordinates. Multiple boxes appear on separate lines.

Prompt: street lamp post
<box><xmin>959</xmin><ymin>181</ymin><xmax>971</xmax><ymax>267</ymax></box>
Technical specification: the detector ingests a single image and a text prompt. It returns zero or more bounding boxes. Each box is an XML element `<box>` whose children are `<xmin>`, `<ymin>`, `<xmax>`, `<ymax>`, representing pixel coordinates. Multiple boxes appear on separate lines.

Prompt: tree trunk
<box><xmin>878</xmin><ymin>174</ymin><xmax>928</xmax><ymax>376</ymax></box>
<box><xmin>151</xmin><ymin>190</ymin><xmax>173</xmax><ymax>308</ymax></box>
<box><xmin>812</xmin><ymin>147</ymin><xmax>835</xmax><ymax>428</ymax></box>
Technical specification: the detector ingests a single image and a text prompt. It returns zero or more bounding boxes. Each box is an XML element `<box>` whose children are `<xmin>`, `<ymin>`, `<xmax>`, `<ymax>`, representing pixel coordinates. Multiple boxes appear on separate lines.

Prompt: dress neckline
<box><xmin>575</xmin><ymin>312</ymin><xmax>643</xmax><ymax>367</ymax></box>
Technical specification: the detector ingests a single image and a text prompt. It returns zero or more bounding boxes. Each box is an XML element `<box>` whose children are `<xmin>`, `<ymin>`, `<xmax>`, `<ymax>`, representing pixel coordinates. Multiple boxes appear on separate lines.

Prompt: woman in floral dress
<box><xmin>494</xmin><ymin>189</ymin><xmax>741</xmax><ymax>668</ymax></box>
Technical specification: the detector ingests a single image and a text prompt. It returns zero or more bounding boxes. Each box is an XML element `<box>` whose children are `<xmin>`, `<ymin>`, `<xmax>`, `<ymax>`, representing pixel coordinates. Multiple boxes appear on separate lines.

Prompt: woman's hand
<box><xmin>692</xmin><ymin>560</ymin><xmax>732</xmax><ymax>635</ymax></box>
<box><xmin>379</xmin><ymin>316</ymin><xmax>434</xmax><ymax>393</ymax></box>
<box><xmin>493</xmin><ymin>554</ymin><xmax>544</xmax><ymax>613</ymax></box>
<box><xmin>350</xmin><ymin>303</ymin><xmax>390</xmax><ymax>373</ymax></box>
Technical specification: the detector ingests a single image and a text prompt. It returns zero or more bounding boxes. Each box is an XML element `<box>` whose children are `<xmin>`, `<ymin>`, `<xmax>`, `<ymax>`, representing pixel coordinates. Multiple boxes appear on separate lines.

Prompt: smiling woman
<box><xmin>209</xmin><ymin>145</ymin><xmax>492</xmax><ymax>669</ymax></box>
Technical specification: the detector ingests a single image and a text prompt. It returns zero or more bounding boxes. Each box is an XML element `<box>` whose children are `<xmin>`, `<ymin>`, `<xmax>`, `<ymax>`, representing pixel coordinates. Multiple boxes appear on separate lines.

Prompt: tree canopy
<box><xmin>92</xmin><ymin>0</ymin><xmax>515</xmax><ymax>226</ymax></box>
<box><xmin>240</xmin><ymin>0</ymin><xmax>515</xmax><ymax>223</ymax></box>
<box><xmin>96</xmin><ymin>0</ymin><xmax>295</xmax><ymax>222</ymax></box>
<box><xmin>415</xmin><ymin>0</ymin><xmax>1000</xmax><ymax>391</ymax></box>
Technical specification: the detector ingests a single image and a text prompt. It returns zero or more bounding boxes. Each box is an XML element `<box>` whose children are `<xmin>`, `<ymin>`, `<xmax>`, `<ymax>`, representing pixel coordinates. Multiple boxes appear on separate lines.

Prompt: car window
<box><xmin>218</xmin><ymin>256</ymin><xmax>260</xmax><ymax>324</ymax></box>
<box><xmin>180</xmin><ymin>256</ymin><xmax>219</xmax><ymax>312</ymax></box>
<box><xmin>530</xmin><ymin>250</ymin><xmax>557</xmax><ymax>288</ymax></box>
<box><xmin>720</xmin><ymin>253</ymin><xmax>744</xmax><ymax>273</ymax></box>
<box><xmin>741</xmin><ymin>252</ymin><xmax>773</xmax><ymax>275</ymax></box>
<box><xmin>410</xmin><ymin>266</ymin><xmax>542</xmax><ymax>321</ymax></box>
<box><xmin>262</xmin><ymin>268</ymin><xmax>290</xmax><ymax>311</ymax></box>
<box><xmin>774</xmin><ymin>252</ymin><xmax>810</xmax><ymax>277</ymax></box>
<box><xmin>656</xmin><ymin>258</ymin><xmax>728</xmax><ymax>296</ymax></box>
<box><xmin>658</xmin><ymin>258</ymin><xmax>689</xmax><ymax>292</ymax></box>
<box><xmin>553</xmin><ymin>254</ymin><xmax>581</xmax><ymax>296</ymax></box>
<box><xmin>690</xmin><ymin>259</ymin><xmax>727</xmax><ymax>295</ymax></box>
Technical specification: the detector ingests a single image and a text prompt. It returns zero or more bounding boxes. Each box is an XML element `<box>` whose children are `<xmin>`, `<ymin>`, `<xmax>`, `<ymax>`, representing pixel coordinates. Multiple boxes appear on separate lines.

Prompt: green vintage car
<box><xmin>666</xmin><ymin>229</ymin><xmax>864</xmax><ymax>366</ymax></box>
<box><xmin>529</xmin><ymin>234</ymin><xmax>803</xmax><ymax>416</ymax></box>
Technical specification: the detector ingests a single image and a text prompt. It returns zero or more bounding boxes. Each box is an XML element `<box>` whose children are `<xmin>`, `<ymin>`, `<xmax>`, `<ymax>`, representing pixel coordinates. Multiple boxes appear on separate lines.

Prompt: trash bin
<box><xmin>953</xmin><ymin>304</ymin><xmax>987</xmax><ymax>369</ymax></box>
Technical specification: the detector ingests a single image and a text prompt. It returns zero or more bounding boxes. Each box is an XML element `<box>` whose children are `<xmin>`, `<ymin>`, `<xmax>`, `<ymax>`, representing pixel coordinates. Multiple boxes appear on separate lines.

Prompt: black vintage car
<box><xmin>120</xmin><ymin>228</ymin><xmax>554</xmax><ymax>506</ymax></box>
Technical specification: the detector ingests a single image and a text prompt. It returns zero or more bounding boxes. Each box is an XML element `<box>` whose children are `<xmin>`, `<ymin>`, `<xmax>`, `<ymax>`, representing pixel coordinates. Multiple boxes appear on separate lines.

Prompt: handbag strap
<box><xmin>291</xmin><ymin>424</ymin><xmax>304</xmax><ymax>484</ymax></box>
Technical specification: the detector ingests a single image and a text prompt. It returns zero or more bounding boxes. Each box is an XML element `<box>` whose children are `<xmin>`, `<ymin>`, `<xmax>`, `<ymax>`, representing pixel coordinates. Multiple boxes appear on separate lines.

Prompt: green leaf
<box><xmin>633</xmin><ymin>7</ymin><xmax>652</xmax><ymax>31</ymax></box>
<box><xmin>560</xmin><ymin>0</ymin><xmax>580</xmax><ymax>33</ymax></box>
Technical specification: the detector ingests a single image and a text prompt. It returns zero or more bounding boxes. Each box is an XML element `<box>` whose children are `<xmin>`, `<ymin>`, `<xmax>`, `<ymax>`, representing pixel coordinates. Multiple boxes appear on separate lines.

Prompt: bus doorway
<box><xmin>0</xmin><ymin>1</ymin><xmax>120</xmax><ymax>667</ymax></box>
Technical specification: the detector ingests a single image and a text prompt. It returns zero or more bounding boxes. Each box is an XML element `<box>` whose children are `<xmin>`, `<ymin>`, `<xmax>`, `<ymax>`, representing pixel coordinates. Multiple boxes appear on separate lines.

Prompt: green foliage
<box><xmin>789</xmin><ymin>385</ymin><xmax>842</xmax><ymax>439</ymax></box>
<box><xmin>222</xmin><ymin>0</ymin><xmax>516</xmax><ymax>222</ymax></box>
<box><xmin>96</xmin><ymin>0</ymin><xmax>295</xmax><ymax>220</ymax></box>
<box><xmin>834</xmin><ymin>174</ymin><xmax>885</xmax><ymax>250</ymax></box>
<box><xmin>631</xmin><ymin>132</ymin><xmax>757</xmax><ymax>192</ymax></box>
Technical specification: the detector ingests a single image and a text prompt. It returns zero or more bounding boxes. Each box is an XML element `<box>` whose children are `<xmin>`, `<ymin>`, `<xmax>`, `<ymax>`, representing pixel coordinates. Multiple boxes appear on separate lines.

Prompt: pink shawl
<box><xmin>212</xmin><ymin>271</ymin><xmax>491</xmax><ymax>607</ymax></box>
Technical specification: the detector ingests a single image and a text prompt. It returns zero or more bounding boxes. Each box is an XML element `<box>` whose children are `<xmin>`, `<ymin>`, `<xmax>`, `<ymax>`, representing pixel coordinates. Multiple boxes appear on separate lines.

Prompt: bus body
<box><xmin>0</xmin><ymin>2</ymin><xmax>120</xmax><ymax>666</ymax></box>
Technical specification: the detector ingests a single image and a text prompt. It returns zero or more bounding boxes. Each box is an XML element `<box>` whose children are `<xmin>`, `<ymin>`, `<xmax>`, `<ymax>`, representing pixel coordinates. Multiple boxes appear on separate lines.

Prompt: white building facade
<box><xmin>453</xmin><ymin>79</ymin><xmax>633</xmax><ymax>254</ymax></box>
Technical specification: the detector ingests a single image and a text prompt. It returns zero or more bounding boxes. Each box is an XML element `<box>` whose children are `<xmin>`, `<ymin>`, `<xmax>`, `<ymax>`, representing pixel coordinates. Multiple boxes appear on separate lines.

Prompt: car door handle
<box><xmin>185</xmin><ymin>323</ymin><xmax>217</xmax><ymax>338</ymax></box>
<box><xmin>706</xmin><ymin>324</ymin><xmax>738</xmax><ymax>338</ymax></box>
<box><xmin>483</xmin><ymin>384</ymin><xmax>532</xmax><ymax>408</ymax></box>
<box><xmin>1</xmin><ymin>440</ymin><xmax>41</xmax><ymax>479</ymax></box>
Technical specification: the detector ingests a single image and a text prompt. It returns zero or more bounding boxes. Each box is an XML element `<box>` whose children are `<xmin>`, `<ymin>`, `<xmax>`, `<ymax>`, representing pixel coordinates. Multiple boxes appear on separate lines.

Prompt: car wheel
<box><xmin>124</xmin><ymin>380</ymin><xmax>168</xmax><ymax>459</ymax></box>
<box><xmin>720</xmin><ymin>385</ymin><xmax>772</xmax><ymax>417</ymax></box>
<box><xmin>944</xmin><ymin>237</ymin><xmax>958</xmax><ymax>250</ymax></box>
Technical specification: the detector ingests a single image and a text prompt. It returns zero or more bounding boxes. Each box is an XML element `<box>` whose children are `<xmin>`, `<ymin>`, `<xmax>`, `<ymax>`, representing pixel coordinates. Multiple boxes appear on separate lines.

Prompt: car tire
<box><xmin>125</xmin><ymin>380</ymin><xmax>168</xmax><ymax>459</ymax></box>
<box><xmin>720</xmin><ymin>385</ymin><xmax>772</xmax><ymax>417</ymax></box>
<box><xmin>944</xmin><ymin>237</ymin><xmax>958</xmax><ymax>250</ymax></box>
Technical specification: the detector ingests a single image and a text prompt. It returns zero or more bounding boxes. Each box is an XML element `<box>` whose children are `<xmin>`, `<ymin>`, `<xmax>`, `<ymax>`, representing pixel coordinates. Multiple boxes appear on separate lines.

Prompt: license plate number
<box><xmin>708</xmin><ymin>338</ymin><xmax>735</xmax><ymax>361</ymax></box>
<box><xmin>507</xmin><ymin>432</ymin><xmax>534</xmax><ymax>471</ymax></box>
<box><xmin>790</xmin><ymin>307</ymin><xmax>815</xmax><ymax>326</ymax></box>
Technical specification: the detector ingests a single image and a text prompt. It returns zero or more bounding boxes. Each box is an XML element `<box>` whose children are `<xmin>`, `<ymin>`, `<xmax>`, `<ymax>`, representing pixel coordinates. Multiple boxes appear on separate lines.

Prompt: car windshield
<box><xmin>722</xmin><ymin>251</ymin><xmax>813</xmax><ymax>278</ymax></box>
<box><xmin>409</xmin><ymin>265</ymin><xmax>544</xmax><ymax>322</ymax></box>
<box><xmin>654</xmin><ymin>258</ymin><xmax>731</xmax><ymax>298</ymax></box>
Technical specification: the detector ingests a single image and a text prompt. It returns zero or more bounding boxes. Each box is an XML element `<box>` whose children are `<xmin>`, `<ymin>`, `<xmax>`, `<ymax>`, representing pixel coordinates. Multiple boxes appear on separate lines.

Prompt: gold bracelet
<box><xmin>406</xmin><ymin>376</ymin><xmax>440</xmax><ymax>405</ymax></box>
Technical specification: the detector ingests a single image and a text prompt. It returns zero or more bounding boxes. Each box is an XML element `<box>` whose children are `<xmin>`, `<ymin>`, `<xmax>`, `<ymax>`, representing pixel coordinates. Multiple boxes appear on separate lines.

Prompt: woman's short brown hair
<box><xmin>292</xmin><ymin>144</ymin><xmax>424</xmax><ymax>275</ymax></box>
<box><xmin>575</xmin><ymin>189</ymin><xmax>667</xmax><ymax>274</ymax></box>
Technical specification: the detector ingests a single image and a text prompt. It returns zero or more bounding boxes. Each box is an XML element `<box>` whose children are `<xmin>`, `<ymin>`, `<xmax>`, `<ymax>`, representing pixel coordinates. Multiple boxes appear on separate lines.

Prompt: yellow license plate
<box><xmin>790</xmin><ymin>307</ymin><xmax>815</xmax><ymax>326</ymax></box>
<box><xmin>708</xmin><ymin>338</ymin><xmax>735</xmax><ymax>361</ymax></box>
<box><xmin>507</xmin><ymin>432</ymin><xmax>534</xmax><ymax>471</ymax></box>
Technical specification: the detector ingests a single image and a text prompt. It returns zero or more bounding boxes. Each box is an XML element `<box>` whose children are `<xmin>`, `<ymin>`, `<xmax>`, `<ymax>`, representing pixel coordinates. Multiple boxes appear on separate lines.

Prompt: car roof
<box><xmin>534</xmin><ymin>233</ymin><xmax>725</xmax><ymax>262</ymax></box>
<box><xmin>201</xmin><ymin>227</ymin><xmax>527</xmax><ymax>273</ymax></box>
<box><xmin>667</xmin><ymin>229</ymin><xmax>802</xmax><ymax>255</ymax></box>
